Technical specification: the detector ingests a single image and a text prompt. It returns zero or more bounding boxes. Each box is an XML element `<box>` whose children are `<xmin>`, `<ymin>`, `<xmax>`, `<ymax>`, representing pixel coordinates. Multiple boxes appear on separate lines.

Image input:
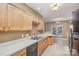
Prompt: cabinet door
<box><xmin>33</xmin><ymin>17</ymin><xmax>38</xmax><ymax>23</ymax></box>
<box><xmin>37</xmin><ymin>20</ymin><xmax>44</xmax><ymax>30</ymax></box>
<box><xmin>23</xmin><ymin>15</ymin><xmax>32</xmax><ymax>30</ymax></box>
<box><xmin>15</xmin><ymin>9</ymin><xmax>24</xmax><ymax>30</ymax></box>
<box><xmin>41</xmin><ymin>22</ymin><xmax>44</xmax><ymax>30</ymax></box>
<box><xmin>12</xmin><ymin>48</ymin><xmax>27</xmax><ymax>56</ymax></box>
<box><xmin>37</xmin><ymin>39</ymin><xmax>47</xmax><ymax>56</ymax></box>
<box><xmin>38</xmin><ymin>41</ymin><xmax>43</xmax><ymax>56</ymax></box>
<box><xmin>73</xmin><ymin>39</ymin><xmax>79</xmax><ymax>49</ymax></box>
<box><xmin>44</xmin><ymin>38</ymin><xmax>48</xmax><ymax>49</ymax></box>
<box><xmin>48</xmin><ymin>36</ymin><xmax>55</xmax><ymax>45</ymax></box>
<box><xmin>8</xmin><ymin>4</ymin><xmax>24</xmax><ymax>30</ymax></box>
<box><xmin>0</xmin><ymin>4</ymin><xmax>7</xmax><ymax>31</ymax></box>
<box><xmin>8</xmin><ymin>4</ymin><xmax>17</xmax><ymax>30</ymax></box>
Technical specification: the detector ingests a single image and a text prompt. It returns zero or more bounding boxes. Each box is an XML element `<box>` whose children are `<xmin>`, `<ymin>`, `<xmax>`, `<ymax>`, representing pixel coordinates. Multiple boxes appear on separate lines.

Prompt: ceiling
<box><xmin>26</xmin><ymin>3</ymin><xmax>79</xmax><ymax>22</ymax></box>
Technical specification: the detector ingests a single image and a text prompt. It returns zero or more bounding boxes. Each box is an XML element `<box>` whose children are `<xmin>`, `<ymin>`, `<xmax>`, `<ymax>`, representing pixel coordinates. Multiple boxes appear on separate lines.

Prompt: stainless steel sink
<box><xmin>31</xmin><ymin>36</ymin><xmax>42</xmax><ymax>40</ymax></box>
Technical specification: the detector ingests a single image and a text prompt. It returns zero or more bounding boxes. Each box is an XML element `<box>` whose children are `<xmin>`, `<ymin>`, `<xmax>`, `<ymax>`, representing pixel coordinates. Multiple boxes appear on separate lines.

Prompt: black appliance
<box><xmin>72</xmin><ymin>9</ymin><xmax>79</xmax><ymax>32</ymax></box>
<box><xmin>70</xmin><ymin>9</ymin><xmax>79</xmax><ymax>55</ymax></box>
<box><xmin>27</xmin><ymin>43</ymin><xmax>37</xmax><ymax>56</ymax></box>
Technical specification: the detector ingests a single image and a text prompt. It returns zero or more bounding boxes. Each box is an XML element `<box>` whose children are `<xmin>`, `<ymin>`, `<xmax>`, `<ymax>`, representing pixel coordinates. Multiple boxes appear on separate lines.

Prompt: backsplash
<box><xmin>0</xmin><ymin>31</ymin><xmax>31</xmax><ymax>43</ymax></box>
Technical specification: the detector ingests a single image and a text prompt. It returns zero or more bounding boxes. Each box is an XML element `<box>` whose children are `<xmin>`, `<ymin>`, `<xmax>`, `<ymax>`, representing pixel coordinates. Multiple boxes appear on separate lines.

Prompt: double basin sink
<box><xmin>30</xmin><ymin>36</ymin><xmax>43</xmax><ymax>40</ymax></box>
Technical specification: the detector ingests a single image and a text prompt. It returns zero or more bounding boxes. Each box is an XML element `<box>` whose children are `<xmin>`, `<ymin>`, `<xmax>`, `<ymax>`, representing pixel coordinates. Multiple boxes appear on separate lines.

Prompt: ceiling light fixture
<box><xmin>49</xmin><ymin>0</ymin><xmax>62</xmax><ymax>11</ymax></box>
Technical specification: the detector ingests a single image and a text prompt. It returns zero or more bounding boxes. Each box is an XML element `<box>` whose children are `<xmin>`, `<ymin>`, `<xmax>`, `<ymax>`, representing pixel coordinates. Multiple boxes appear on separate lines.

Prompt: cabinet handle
<box><xmin>3</xmin><ymin>27</ymin><xmax>8</xmax><ymax>31</ymax></box>
<box><xmin>3</xmin><ymin>27</ymin><xmax>9</xmax><ymax>31</ymax></box>
<box><xmin>3</xmin><ymin>27</ymin><xmax>6</xmax><ymax>29</ymax></box>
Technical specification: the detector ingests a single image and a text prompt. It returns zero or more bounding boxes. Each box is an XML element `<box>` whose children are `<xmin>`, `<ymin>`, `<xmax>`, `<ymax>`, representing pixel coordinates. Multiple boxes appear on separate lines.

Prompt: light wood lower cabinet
<box><xmin>37</xmin><ymin>36</ymin><xmax>55</xmax><ymax>56</ymax></box>
<box><xmin>12</xmin><ymin>48</ymin><xmax>27</xmax><ymax>56</ymax></box>
<box><xmin>37</xmin><ymin>37</ymin><xmax>48</xmax><ymax>56</ymax></box>
<box><xmin>22</xmin><ymin>53</ymin><xmax>27</xmax><ymax>56</ymax></box>
<box><xmin>11</xmin><ymin>36</ymin><xmax>55</xmax><ymax>56</ymax></box>
<box><xmin>48</xmin><ymin>36</ymin><xmax>55</xmax><ymax>45</ymax></box>
<box><xmin>72</xmin><ymin>38</ymin><xmax>79</xmax><ymax>49</ymax></box>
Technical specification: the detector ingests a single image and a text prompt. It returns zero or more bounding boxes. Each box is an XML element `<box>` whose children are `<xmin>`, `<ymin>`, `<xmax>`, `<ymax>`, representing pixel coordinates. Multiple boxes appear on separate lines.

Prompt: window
<box><xmin>52</xmin><ymin>24</ymin><xmax>63</xmax><ymax>37</ymax></box>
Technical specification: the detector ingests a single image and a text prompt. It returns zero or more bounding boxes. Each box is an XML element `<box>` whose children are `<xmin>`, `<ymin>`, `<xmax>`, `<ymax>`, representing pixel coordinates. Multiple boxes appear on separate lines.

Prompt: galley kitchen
<box><xmin>0</xmin><ymin>3</ymin><xmax>79</xmax><ymax>56</ymax></box>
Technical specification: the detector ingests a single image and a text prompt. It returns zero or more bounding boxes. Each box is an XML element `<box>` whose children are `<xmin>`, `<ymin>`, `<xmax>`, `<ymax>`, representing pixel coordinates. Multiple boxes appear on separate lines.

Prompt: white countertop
<box><xmin>73</xmin><ymin>35</ymin><xmax>79</xmax><ymax>39</ymax></box>
<box><xmin>0</xmin><ymin>33</ymin><xmax>55</xmax><ymax>56</ymax></box>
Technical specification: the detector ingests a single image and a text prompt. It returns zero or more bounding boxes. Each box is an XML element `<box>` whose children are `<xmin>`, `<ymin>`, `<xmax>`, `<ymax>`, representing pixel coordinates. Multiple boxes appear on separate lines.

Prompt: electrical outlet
<box><xmin>26</xmin><ymin>34</ymin><xmax>29</xmax><ymax>37</ymax></box>
<box><xmin>21</xmin><ymin>34</ymin><xmax>24</xmax><ymax>38</ymax></box>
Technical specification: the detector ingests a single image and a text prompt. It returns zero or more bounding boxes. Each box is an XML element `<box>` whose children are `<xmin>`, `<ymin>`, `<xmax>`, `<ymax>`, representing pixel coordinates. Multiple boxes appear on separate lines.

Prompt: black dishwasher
<box><xmin>27</xmin><ymin>43</ymin><xmax>37</xmax><ymax>56</ymax></box>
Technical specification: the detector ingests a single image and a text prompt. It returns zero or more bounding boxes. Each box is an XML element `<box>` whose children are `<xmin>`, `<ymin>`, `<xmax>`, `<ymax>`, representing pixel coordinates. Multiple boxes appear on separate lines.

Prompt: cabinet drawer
<box><xmin>12</xmin><ymin>48</ymin><xmax>26</xmax><ymax>56</ymax></box>
<box><xmin>37</xmin><ymin>38</ymin><xmax>48</xmax><ymax>56</ymax></box>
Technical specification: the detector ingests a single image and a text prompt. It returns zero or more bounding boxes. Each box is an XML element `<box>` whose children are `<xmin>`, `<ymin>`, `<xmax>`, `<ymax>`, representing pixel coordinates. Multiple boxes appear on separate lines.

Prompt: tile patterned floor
<box><xmin>41</xmin><ymin>38</ymin><xmax>70</xmax><ymax>56</ymax></box>
<box><xmin>41</xmin><ymin>38</ymin><xmax>79</xmax><ymax>56</ymax></box>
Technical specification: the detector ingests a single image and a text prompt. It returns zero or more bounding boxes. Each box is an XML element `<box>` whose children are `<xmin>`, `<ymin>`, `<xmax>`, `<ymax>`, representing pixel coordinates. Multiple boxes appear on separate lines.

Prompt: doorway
<box><xmin>52</xmin><ymin>24</ymin><xmax>63</xmax><ymax>38</ymax></box>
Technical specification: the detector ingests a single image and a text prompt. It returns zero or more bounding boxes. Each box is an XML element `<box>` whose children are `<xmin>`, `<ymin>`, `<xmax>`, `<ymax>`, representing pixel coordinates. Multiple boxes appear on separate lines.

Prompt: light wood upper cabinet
<box><xmin>37</xmin><ymin>19</ymin><xmax>45</xmax><ymax>30</ymax></box>
<box><xmin>32</xmin><ymin>17</ymin><xmax>45</xmax><ymax>31</ymax></box>
<box><xmin>23</xmin><ymin>15</ymin><xmax>32</xmax><ymax>30</ymax></box>
<box><xmin>8</xmin><ymin>4</ymin><xmax>32</xmax><ymax>31</ymax></box>
<box><xmin>14</xmin><ymin>7</ymin><xmax>24</xmax><ymax>30</ymax></box>
<box><xmin>0</xmin><ymin>3</ymin><xmax>44</xmax><ymax>31</ymax></box>
<box><xmin>8</xmin><ymin>4</ymin><xmax>24</xmax><ymax>30</ymax></box>
<box><xmin>0</xmin><ymin>4</ymin><xmax>8</xmax><ymax>31</ymax></box>
<box><xmin>8</xmin><ymin>4</ymin><xmax>17</xmax><ymax>30</ymax></box>
<box><xmin>33</xmin><ymin>17</ymin><xmax>39</xmax><ymax>23</ymax></box>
